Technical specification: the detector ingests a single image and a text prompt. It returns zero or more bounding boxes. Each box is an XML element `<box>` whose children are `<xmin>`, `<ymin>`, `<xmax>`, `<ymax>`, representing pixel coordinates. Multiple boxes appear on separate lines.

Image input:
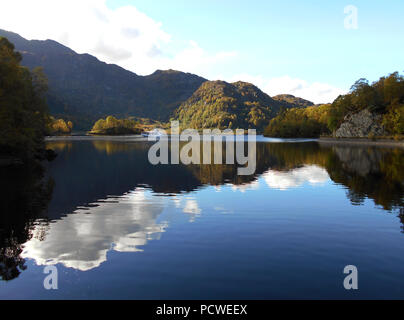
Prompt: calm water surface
<box><xmin>0</xmin><ymin>137</ymin><xmax>403</xmax><ymax>299</ymax></box>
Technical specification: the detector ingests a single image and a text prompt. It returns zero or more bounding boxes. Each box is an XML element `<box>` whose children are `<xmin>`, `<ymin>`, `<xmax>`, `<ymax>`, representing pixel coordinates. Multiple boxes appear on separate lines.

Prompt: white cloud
<box><xmin>0</xmin><ymin>0</ymin><xmax>236</xmax><ymax>76</ymax></box>
<box><xmin>0</xmin><ymin>0</ymin><xmax>343</xmax><ymax>101</ymax></box>
<box><xmin>166</xmin><ymin>40</ymin><xmax>237</xmax><ymax>76</ymax></box>
<box><xmin>227</xmin><ymin>74</ymin><xmax>346</xmax><ymax>104</ymax></box>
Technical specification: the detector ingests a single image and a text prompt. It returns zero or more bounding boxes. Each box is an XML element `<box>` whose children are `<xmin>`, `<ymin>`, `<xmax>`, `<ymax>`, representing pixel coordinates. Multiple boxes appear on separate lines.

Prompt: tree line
<box><xmin>89</xmin><ymin>116</ymin><xmax>141</xmax><ymax>135</ymax></box>
<box><xmin>0</xmin><ymin>37</ymin><xmax>49</xmax><ymax>163</ymax></box>
<box><xmin>265</xmin><ymin>72</ymin><xmax>404</xmax><ymax>138</ymax></box>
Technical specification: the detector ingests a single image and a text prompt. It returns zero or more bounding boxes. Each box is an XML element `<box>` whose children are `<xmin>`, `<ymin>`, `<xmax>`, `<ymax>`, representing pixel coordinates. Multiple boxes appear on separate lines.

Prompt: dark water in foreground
<box><xmin>0</xmin><ymin>137</ymin><xmax>403</xmax><ymax>299</ymax></box>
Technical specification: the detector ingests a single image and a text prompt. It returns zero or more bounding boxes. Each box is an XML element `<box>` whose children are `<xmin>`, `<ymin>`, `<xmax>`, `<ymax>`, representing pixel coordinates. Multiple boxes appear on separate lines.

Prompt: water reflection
<box><xmin>1</xmin><ymin>139</ymin><xmax>403</xmax><ymax>280</ymax></box>
<box><xmin>0</xmin><ymin>163</ymin><xmax>53</xmax><ymax>281</ymax></box>
<box><xmin>21</xmin><ymin>188</ymin><xmax>206</xmax><ymax>271</ymax></box>
<box><xmin>327</xmin><ymin>146</ymin><xmax>404</xmax><ymax>210</ymax></box>
<box><xmin>22</xmin><ymin>189</ymin><xmax>168</xmax><ymax>271</ymax></box>
<box><xmin>262</xmin><ymin>165</ymin><xmax>329</xmax><ymax>190</ymax></box>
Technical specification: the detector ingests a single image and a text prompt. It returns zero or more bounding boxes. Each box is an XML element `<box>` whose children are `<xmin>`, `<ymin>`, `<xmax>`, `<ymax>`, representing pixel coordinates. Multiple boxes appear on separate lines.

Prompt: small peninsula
<box><xmin>88</xmin><ymin>116</ymin><xmax>142</xmax><ymax>135</ymax></box>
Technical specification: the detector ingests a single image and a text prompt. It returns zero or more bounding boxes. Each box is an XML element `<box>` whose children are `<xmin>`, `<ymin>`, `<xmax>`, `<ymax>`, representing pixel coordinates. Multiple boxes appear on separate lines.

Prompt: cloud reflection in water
<box><xmin>22</xmin><ymin>189</ymin><xmax>170</xmax><ymax>271</ymax></box>
<box><xmin>263</xmin><ymin>165</ymin><xmax>329</xmax><ymax>190</ymax></box>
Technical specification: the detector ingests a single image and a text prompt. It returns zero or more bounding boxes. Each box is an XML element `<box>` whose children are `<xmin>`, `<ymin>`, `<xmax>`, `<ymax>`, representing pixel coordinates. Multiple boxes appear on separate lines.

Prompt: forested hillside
<box><xmin>174</xmin><ymin>80</ymin><xmax>293</xmax><ymax>132</ymax></box>
<box><xmin>0</xmin><ymin>29</ymin><xmax>206</xmax><ymax>129</ymax></box>
<box><xmin>89</xmin><ymin>116</ymin><xmax>141</xmax><ymax>135</ymax></box>
<box><xmin>273</xmin><ymin>94</ymin><xmax>314</xmax><ymax>108</ymax></box>
<box><xmin>265</xmin><ymin>72</ymin><xmax>404</xmax><ymax>138</ymax></box>
<box><xmin>264</xmin><ymin>104</ymin><xmax>331</xmax><ymax>138</ymax></box>
<box><xmin>328</xmin><ymin>72</ymin><xmax>404</xmax><ymax>134</ymax></box>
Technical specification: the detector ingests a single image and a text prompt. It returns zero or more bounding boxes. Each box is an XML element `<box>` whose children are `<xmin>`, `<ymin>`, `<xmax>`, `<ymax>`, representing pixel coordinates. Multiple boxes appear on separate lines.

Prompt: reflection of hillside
<box><xmin>92</xmin><ymin>140</ymin><xmax>149</xmax><ymax>155</ymax></box>
<box><xmin>45</xmin><ymin>140</ymin><xmax>403</xmax><ymax>218</ymax></box>
<box><xmin>188</xmin><ymin>163</ymin><xmax>255</xmax><ymax>186</ymax></box>
<box><xmin>265</xmin><ymin>143</ymin><xmax>403</xmax><ymax>211</ymax></box>
<box><xmin>2</xmin><ymin>139</ymin><xmax>403</xmax><ymax>279</ymax></box>
<box><xmin>0</xmin><ymin>164</ymin><xmax>53</xmax><ymax>281</ymax></box>
<box><xmin>259</xmin><ymin>143</ymin><xmax>403</xmax><ymax>211</ymax></box>
<box><xmin>45</xmin><ymin>141</ymin><xmax>202</xmax><ymax>219</ymax></box>
<box><xmin>90</xmin><ymin>140</ymin><xmax>327</xmax><ymax>187</ymax></box>
<box><xmin>46</xmin><ymin>141</ymin><xmax>73</xmax><ymax>152</ymax></box>
<box><xmin>326</xmin><ymin>147</ymin><xmax>404</xmax><ymax>210</ymax></box>
<box><xmin>257</xmin><ymin>143</ymin><xmax>332</xmax><ymax>171</ymax></box>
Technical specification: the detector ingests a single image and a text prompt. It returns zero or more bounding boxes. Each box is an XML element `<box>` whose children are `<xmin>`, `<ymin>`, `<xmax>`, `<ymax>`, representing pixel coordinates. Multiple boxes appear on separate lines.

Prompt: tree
<box><xmin>0</xmin><ymin>37</ymin><xmax>49</xmax><ymax>161</ymax></box>
<box><xmin>89</xmin><ymin>116</ymin><xmax>141</xmax><ymax>135</ymax></box>
<box><xmin>47</xmin><ymin>117</ymin><xmax>73</xmax><ymax>135</ymax></box>
<box><xmin>264</xmin><ymin>105</ymin><xmax>331</xmax><ymax>138</ymax></box>
<box><xmin>328</xmin><ymin>72</ymin><xmax>404</xmax><ymax>135</ymax></box>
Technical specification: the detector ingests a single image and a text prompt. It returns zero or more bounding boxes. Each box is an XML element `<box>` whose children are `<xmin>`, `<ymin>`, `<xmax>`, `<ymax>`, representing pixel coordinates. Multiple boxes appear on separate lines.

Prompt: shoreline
<box><xmin>318</xmin><ymin>137</ymin><xmax>404</xmax><ymax>148</ymax></box>
<box><xmin>45</xmin><ymin>134</ymin><xmax>404</xmax><ymax>148</ymax></box>
<box><xmin>45</xmin><ymin>134</ymin><xmax>145</xmax><ymax>141</ymax></box>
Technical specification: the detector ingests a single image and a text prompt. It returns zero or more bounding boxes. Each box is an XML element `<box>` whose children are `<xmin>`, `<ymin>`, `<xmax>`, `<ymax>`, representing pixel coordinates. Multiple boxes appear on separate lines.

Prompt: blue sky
<box><xmin>2</xmin><ymin>0</ymin><xmax>403</xmax><ymax>103</ymax></box>
<box><xmin>107</xmin><ymin>0</ymin><xmax>403</xmax><ymax>86</ymax></box>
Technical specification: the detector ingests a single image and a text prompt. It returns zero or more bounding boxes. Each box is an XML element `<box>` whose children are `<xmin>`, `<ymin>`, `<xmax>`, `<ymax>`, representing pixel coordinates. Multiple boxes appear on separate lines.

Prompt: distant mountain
<box><xmin>273</xmin><ymin>94</ymin><xmax>314</xmax><ymax>108</ymax></box>
<box><xmin>0</xmin><ymin>29</ymin><xmax>206</xmax><ymax>129</ymax></box>
<box><xmin>175</xmin><ymin>80</ymin><xmax>291</xmax><ymax>132</ymax></box>
<box><xmin>0</xmin><ymin>29</ymin><xmax>315</xmax><ymax>131</ymax></box>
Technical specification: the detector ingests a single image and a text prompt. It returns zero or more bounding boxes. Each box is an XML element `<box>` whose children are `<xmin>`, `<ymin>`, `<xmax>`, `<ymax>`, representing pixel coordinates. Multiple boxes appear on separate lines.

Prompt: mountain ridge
<box><xmin>273</xmin><ymin>94</ymin><xmax>314</xmax><ymax>108</ymax></box>
<box><xmin>0</xmin><ymin>29</ymin><xmax>315</xmax><ymax>130</ymax></box>
<box><xmin>0</xmin><ymin>29</ymin><xmax>207</xmax><ymax>129</ymax></box>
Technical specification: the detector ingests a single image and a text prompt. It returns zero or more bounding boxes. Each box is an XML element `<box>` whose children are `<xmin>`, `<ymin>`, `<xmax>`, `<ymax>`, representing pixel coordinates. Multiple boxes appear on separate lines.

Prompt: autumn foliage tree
<box><xmin>265</xmin><ymin>72</ymin><xmax>404</xmax><ymax>138</ymax></box>
<box><xmin>328</xmin><ymin>72</ymin><xmax>404</xmax><ymax>134</ymax></box>
<box><xmin>90</xmin><ymin>116</ymin><xmax>141</xmax><ymax>135</ymax></box>
<box><xmin>264</xmin><ymin>105</ymin><xmax>331</xmax><ymax>138</ymax></box>
<box><xmin>47</xmin><ymin>117</ymin><xmax>73</xmax><ymax>135</ymax></box>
